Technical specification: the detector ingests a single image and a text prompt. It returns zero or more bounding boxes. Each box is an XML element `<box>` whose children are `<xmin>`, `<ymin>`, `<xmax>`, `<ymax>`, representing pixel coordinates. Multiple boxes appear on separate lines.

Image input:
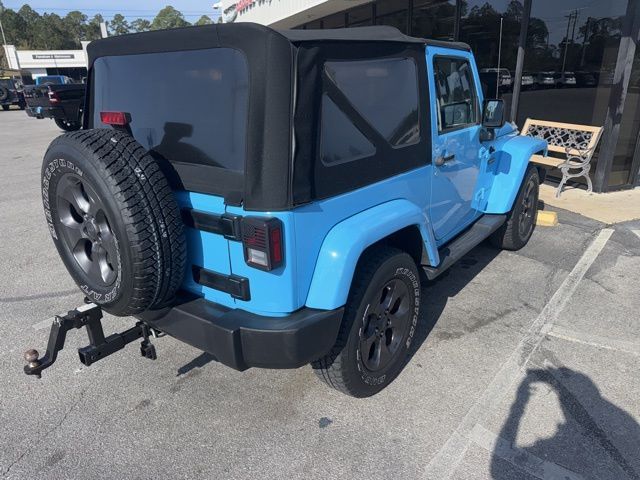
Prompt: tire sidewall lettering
<box><xmin>356</xmin><ymin>264</ymin><xmax>421</xmax><ymax>387</ymax></box>
<box><xmin>43</xmin><ymin>157</ymin><xmax>122</xmax><ymax>304</ymax></box>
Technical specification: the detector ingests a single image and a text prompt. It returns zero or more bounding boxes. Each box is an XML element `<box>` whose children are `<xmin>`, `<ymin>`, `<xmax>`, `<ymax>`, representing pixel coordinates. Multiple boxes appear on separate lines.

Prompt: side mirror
<box><xmin>481</xmin><ymin>99</ymin><xmax>505</xmax><ymax>129</ymax></box>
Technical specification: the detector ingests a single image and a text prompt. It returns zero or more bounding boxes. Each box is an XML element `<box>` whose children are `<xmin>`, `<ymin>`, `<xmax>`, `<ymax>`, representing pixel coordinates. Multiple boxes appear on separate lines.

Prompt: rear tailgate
<box><xmin>23</xmin><ymin>86</ymin><xmax>49</xmax><ymax>108</ymax></box>
<box><xmin>90</xmin><ymin>47</ymin><xmax>250</xmax><ymax>310</ymax></box>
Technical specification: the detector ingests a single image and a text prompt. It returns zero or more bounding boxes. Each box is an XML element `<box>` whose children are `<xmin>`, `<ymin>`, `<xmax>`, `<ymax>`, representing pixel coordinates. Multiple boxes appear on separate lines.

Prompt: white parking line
<box><xmin>423</xmin><ymin>228</ymin><xmax>614</xmax><ymax>480</ymax></box>
<box><xmin>633</xmin><ymin>230</ymin><xmax>640</xmax><ymax>240</ymax></box>
<box><xmin>469</xmin><ymin>423</ymin><xmax>586</xmax><ymax>480</ymax></box>
<box><xmin>547</xmin><ymin>325</ymin><xmax>640</xmax><ymax>356</ymax></box>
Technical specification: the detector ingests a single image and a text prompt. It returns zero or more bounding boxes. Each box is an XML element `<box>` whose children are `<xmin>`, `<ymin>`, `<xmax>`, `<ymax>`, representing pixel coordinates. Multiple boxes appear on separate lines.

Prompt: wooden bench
<box><xmin>520</xmin><ymin>119</ymin><xmax>603</xmax><ymax>197</ymax></box>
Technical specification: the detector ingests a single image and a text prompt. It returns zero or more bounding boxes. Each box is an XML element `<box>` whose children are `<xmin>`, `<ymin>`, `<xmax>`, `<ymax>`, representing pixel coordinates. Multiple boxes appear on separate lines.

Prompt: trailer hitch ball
<box><xmin>24</xmin><ymin>348</ymin><xmax>40</xmax><ymax>378</ymax></box>
<box><xmin>24</xmin><ymin>349</ymin><xmax>40</xmax><ymax>369</ymax></box>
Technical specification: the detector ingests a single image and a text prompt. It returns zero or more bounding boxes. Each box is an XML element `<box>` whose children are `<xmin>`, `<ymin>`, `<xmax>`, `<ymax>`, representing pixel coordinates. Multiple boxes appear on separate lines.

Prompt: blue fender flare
<box><xmin>305</xmin><ymin>199</ymin><xmax>438</xmax><ymax>310</ymax></box>
<box><xmin>484</xmin><ymin>135</ymin><xmax>547</xmax><ymax>214</ymax></box>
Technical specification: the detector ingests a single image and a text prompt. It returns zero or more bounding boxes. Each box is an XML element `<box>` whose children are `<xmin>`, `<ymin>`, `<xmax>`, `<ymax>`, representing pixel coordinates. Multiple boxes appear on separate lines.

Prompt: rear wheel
<box><xmin>312</xmin><ymin>246</ymin><xmax>421</xmax><ymax>398</ymax></box>
<box><xmin>490</xmin><ymin>165</ymin><xmax>539</xmax><ymax>250</ymax></box>
<box><xmin>55</xmin><ymin>118</ymin><xmax>81</xmax><ymax>131</ymax></box>
<box><xmin>1</xmin><ymin>105</ymin><xmax>9</xmax><ymax>111</ymax></box>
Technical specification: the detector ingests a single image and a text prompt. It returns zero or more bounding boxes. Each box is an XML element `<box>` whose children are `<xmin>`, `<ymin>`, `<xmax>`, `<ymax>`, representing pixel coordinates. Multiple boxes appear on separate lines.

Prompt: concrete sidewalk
<box><xmin>539</xmin><ymin>183</ymin><xmax>640</xmax><ymax>224</ymax></box>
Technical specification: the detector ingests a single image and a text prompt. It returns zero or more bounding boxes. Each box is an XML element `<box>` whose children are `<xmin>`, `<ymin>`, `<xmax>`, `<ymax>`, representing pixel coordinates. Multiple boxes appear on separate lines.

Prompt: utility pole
<box><xmin>510</xmin><ymin>0</ymin><xmax>532</xmax><ymax>123</ymax></box>
<box><xmin>0</xmin><ymin>4</ymin><xmax>7</xmax><ymax>46</ymax></box>
<box><xmin>561</xmin><ymin>10</ymin><xmax>576</xmax><ymax>74</ymax></box>
<box><xmin>496</xmin><ymin>16</ymin><xmax>504</xmax><ymax>97</ymax></box>
<box><xmin>580</xmin><ymin>16</ymin><xmax>591</xmax><ymax>68</ymax></box>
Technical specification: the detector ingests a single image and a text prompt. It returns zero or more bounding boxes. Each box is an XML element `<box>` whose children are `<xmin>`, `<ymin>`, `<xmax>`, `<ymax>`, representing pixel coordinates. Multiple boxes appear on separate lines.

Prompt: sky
<box><xmin>1</xmin><ymin>1</ymin><xmax>221</xmax><ymax>22</ymax></box>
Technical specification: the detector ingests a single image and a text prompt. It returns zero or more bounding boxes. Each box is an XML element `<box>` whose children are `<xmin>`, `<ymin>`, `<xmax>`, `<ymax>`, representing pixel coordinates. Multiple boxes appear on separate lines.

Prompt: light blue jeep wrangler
<box><xmin>27</xmin><ymin>24</ymin><xmax>546</xmax><ymax>397</ymax></box>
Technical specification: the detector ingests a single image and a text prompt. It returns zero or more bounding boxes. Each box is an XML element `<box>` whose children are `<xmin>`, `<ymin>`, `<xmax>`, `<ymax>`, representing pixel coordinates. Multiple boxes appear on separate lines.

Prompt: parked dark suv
<box><xmin>0</xmin><ymin>77</ymin><xmax>26</xmax><ymax>111</ymax></box>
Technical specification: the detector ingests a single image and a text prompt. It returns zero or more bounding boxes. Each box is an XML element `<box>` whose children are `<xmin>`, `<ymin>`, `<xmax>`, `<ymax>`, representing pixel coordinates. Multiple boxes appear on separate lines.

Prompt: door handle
<box><xmin>434</xmin><ymin>153</ymin><xmax>455</xmax><ymax>167</ymax></box>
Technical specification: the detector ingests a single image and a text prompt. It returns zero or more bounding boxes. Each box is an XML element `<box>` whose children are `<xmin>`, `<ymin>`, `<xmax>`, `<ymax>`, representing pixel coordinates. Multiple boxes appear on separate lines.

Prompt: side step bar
<box><xmin>423</xmin><ymin>214</ymin><xmax>506</xmax><ymax>280</ymax></box>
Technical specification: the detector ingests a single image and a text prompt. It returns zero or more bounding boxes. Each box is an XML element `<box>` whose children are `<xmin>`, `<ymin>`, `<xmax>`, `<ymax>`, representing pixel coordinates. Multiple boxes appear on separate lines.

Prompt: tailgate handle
<box><xmin>181</xmin><ymin>209</ymin><xmax>242</xmax><ymax>241</ymax></box>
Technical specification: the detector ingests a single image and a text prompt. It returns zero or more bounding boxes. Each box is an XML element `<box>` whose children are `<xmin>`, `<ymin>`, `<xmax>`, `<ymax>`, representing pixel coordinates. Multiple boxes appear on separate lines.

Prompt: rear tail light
<box><xmin>47</xmin><ymin>89</ymin><xmax>59</xmax><ymax>104</ymax></box>
<box><xmin>241</xmin><ymin>217</ymin><xmax>283</xmax><ymax>271</ymax></box>
<box><xmin>100</xmin><ymin>111</ymin><xmax>130</xmax><ymax>126</ymax></box>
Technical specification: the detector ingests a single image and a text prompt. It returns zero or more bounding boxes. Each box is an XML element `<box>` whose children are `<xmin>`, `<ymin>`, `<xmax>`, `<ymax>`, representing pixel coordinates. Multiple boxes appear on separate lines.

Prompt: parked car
<box><xmin>23</xmin><ymin>76</ymin><xmax>85</xmax><ymax>131</ymax></box>
<box><xmin>480</xmin><ymin>67</ymin><xmax>513</xmax><ymax>91</ymax></box>
<box><xmin>0</xmin><ymin>77</ymin><xmax>26</xmax><ymax>111</ymax></box>
<box><xmin>575</xmin><ymin>71</ymin><xmax>598</xmax><ymax>88</ymax></box>
<box><xmin>554</xmin><ymin>71</ymin><xmax>577</xmax><ymax>88</ymax></box>
<box><xmin>518</xmin><ymin>72</ymin><xmax>535</xmax><ymax>90</ymax></box>
<box><xmin>26</xmin><ymin>24</ymin><xmax>547</xmax><ymax>397</ymax></box>
<box><xmin>534</xmin><ymin>71</ymin><xmax>555</xmax><ymax>88</ymax></box>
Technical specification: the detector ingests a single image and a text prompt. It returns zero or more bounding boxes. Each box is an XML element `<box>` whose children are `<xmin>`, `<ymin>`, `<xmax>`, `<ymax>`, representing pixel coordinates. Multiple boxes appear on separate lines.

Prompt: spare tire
<box><xmin>0</xmin><ymin>86</ymin><xmax>9</xmax><ymax>102</ymax></box>
<box><xmin>42</xmin><ymin>129</ymin><xmax>186</xmax><ymax>316</ymax></box>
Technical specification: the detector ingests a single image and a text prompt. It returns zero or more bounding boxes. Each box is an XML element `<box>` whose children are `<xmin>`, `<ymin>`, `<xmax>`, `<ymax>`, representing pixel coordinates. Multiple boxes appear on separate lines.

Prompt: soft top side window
<box><xmin>433</xmin><ymin>57</ymin><xmax>479</xmax><ymax>132</ymax></box>
<box><xmin>319</xmin><ymin>56</ymin><xmax>420</xmax><ymax>166</ymax></box>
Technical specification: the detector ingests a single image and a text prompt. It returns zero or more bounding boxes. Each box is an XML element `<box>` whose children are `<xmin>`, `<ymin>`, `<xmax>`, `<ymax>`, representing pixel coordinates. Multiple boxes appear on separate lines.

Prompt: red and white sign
<box><xmin>236</xmin><ymin>0</ymin><xmax>254</xmax><ymax>11</ymax></box>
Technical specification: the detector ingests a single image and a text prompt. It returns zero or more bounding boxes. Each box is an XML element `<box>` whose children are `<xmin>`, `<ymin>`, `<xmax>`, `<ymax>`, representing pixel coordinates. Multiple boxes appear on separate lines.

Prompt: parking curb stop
<box><xmin>536</xmin><ymin>210</ymin><xmax>558</xmax><ymax>226</ymax></box>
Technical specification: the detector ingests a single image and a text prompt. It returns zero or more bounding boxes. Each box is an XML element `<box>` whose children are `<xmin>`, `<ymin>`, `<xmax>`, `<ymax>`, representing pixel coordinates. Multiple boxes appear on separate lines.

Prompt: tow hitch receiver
<box><xmin>24</xmin><ymin>303</ymin><xmax>157</xmax><ymax>378</ymax></box>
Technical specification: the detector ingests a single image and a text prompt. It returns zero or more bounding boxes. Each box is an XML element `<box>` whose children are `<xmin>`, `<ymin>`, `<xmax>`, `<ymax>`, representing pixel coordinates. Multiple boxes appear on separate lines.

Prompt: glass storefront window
<box><xmin>517</xmin><ymin>0</ymin><xmax>626</xmax><ymax>127</ymax></box>
<box><xmin>460</xmin><ymin>0</ymin><xmax>523</xmax><ymax>110</ymax></box>
<box><xmin>323</xmin><ymin>12</ymin><xmax>345</xmax><ymax>29</ymax></box>
<box><xmin>296</xmin><ymin>0</ymin><xmax>638</xmax><ymax>189</ymax></box>
<box><xmin>347</xmin><ymin>4</ymin><xmax>373</xmax><ymax>27</ymax></box>
<box><xmin>518</xmin><ymin>0</ymin><xmax>627</xmax><ymax>184</ymax></box>
<box><xmin>611</xmin><ymin>51</ymin><xmax>640</xmax><ymax>187</ymax></box>
<box><xmin>375</xmin><ymin>0</ymin><xmax>409</xmax><ymax>34</ymax></box>
<box><xmin>411</xmin><ymin>0</ymin><xmax>456</xmax><ymax>41</ymax></box>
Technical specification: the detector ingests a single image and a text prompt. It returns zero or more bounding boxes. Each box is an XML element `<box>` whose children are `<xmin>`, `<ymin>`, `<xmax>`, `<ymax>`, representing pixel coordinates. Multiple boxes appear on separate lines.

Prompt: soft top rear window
<box><xmin>91</xmin><ymin>48</ymin><xmax>249</xmax><ymax>173</ymax></box>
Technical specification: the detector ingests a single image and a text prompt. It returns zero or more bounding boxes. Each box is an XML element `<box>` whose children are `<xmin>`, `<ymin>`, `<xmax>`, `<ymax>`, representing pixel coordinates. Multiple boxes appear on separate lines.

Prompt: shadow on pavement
<box><xmin>407</xmin><ymin>243</ymin><xmax>501</xmax><ymax>362</ymax></box>
<box><xmin>491</xmin><ymin>367</ymin><xmax>640</xmax><ymax>480</ymax></box>
<box><xmin>177</xmin><ymin>351</ymin><xmax>217</xmax><ymax>376</ymax></box>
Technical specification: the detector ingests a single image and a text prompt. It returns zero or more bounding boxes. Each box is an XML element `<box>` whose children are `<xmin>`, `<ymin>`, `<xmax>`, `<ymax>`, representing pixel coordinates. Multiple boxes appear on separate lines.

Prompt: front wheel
<box><xmin>1</xmin><ymin>105</ymin><xmax>9</xmax><ymax>111</ymax></box>
<box><xmin>54</xmin><ymin>118</ymin><xmax>81</xmax><ymax>131</ymax></box>
<box><xmin>312</xmin><ymin>246</ymin><xmax>421</xmax><ymax>398</ymax></box>
<box><xmin>490</xmin><ymin>165</ymin><xmax>540</xmax><ymax>250</ymax></box>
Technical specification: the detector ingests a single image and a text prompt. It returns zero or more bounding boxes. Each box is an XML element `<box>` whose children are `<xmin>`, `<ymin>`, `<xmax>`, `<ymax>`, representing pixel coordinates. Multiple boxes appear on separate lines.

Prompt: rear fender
<box><xmin>305</xmin><ymin>199</ymin><xmax>438</xmax><ymax>310</ymax></box>
<box><xmin>484</xmin><ymin>134</ymin><xmax>547</xmax><ymax>214</ymax></box>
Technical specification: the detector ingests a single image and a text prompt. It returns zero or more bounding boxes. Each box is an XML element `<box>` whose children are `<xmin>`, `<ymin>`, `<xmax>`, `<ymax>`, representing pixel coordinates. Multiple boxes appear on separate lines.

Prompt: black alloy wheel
<box><xmin>490</xmin><ymin>165</ymin><xmax>540</xmax><ymax>251</ymax></box>
<box><xmin>56</xmin><ymin>173</ymin><xmax>118</xmax><ymax>287</ymax></box>
<box><xmin>359</xmin><ymin>278</ymin><xmax>412</xmax><ymax>372</ymax></box>
<box><xmin>42</xmin><ymin>129</ymin><xmax>186</xmax><ymax>316</ymax></box>
<box><xmin>312</xmin><ymin>246</ymin><xmax>421</xmax><ymax>397</ymax></box>
<box><xmin>518</xmin><ymin>175</ymin><xmax>537</xmax><ymax>240</ymax></box>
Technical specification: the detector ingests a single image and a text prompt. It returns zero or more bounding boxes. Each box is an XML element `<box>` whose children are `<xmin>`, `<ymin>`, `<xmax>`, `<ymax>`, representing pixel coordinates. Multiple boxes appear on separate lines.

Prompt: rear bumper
<box><xmin>26</xmin><ymin>105</ymin><xmax>73</xmax><ymax>120</ymax></box>
<box><xmin>138</xmin><ymin>295</ymin><xmax>344</xmax><ymax>371</ymax></box>
<box><xmin>25</xmin><ymin>105</ymin><xmax>65</xmax><ymax>119</ymax></box>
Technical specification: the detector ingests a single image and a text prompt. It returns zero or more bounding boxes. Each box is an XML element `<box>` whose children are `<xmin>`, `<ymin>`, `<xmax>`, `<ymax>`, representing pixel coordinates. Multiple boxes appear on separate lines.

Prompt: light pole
<box><xmin>0</xmin><ymin>5</ymin><xmax>9</xmax><ymax>71</ymax></box>
<box><xmin>0</xmin><ymin>5</ymin><xmax>7</xmax><ymax>46</ymax></box>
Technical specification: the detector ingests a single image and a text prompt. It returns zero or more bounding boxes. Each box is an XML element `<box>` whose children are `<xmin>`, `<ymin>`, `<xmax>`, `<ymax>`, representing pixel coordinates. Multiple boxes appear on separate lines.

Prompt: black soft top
<box><xmin>85</xmin><ymin>24</ymin><xmax>462</xmax><ymax>210</ymax></box>
<box><xmin>279</xmin><ymin>25</ymin><xmax>470</xmax><ymax>51</ymax></box>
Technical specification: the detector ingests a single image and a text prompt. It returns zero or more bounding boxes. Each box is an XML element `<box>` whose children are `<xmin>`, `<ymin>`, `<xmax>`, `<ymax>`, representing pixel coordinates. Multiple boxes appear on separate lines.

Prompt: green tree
<box><xmin>85</xmin><ymin>14</ymin><xmax>105</xmax><ymax>41</ymax></box>
<box><xmin>150</xmin><ymin>6</ymin><xmax>190</xmax><ymax>30</ymax></box>
<box><xmin>109</xmin><ymin>13</ymin><xmax>130</xmax><ymax>35</ymax></box>
<box><xmin>64</xmin><ymin>10</ymin><xmax>88</xmax><ymax>45</ymax></box>
<box><xmin>1</xmin><ymin>5</ymin><xmax>29</xmax><ymax>47</ymax></box>
<box><xmin>131</xmin><ymin>18</ymin><xmax>151</xmax><ymax>32</ymax></box>
<box><xmin>194</xmin><ymin>15</ymin><xmax>212</xmax><ymax>26</ymax></box>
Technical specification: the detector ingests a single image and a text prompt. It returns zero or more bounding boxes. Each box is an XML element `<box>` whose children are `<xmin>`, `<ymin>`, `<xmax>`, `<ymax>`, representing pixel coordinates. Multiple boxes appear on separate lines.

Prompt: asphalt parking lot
<box><xmin>1</xmin><ymin>109</ymin><xmax>639</xmax><ymax>480</ymax></box>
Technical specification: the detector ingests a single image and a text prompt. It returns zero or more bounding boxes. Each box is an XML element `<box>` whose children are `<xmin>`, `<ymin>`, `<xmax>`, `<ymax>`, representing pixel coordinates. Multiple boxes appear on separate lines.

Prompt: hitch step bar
<box><xmin>24</xmin><ymin>303</ymin><xmax>158</xmax><ymax>378</ymax></box>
